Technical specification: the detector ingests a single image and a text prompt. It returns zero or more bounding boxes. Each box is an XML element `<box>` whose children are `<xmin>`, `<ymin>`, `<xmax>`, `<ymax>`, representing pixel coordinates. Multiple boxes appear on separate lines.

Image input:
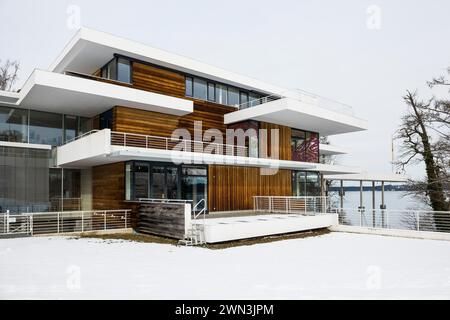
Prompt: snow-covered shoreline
<box><xmin>1</xmin><ymin>232</ymin><xmax>449</xmax><ymax>299</ymax></box>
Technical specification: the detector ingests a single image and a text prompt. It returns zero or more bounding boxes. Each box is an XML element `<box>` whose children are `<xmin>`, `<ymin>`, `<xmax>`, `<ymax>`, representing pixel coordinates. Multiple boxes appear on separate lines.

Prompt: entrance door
<box><xmin>181</xmin><ymin>166</ymin><xmax>208</xmax><ymax>211</ymax></box>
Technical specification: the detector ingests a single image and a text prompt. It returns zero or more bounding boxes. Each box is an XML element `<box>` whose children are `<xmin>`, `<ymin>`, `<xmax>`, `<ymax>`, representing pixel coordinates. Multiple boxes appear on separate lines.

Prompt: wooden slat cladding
<box><xmin>132</xmin><ymin>62</ymin><xmax>186</xmax><ymax>97</ymax></box>
<box><xmin>208</xmin><ymin>165</ymin><xmax>292</xmax><ymax>212</ymax></box>
<box><xmin>113</xmin><ymin>102</ymin><xmax>235</xmax><ymax>138</ymax></box>
<box><xmin>260</xmin><ymin>122</ymin><xmax>292</xmax><ymax>161</ymax></box>
<box><xmin>92</xmin><ymin>162</ymin><xmax>139</xmax><ymax>226</ymax></box>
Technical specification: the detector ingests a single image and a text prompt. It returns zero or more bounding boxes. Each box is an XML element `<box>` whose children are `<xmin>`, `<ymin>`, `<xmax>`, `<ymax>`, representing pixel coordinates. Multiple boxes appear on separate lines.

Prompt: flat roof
<box><xmin>324</xmin><ymin>172</ymin><xmax>408</xmax><ymax>182</ymax></box>
<box><xmin>49</xmin><ymin>27</ymin><xmax>285</xmax><ymax>95</ymax></box>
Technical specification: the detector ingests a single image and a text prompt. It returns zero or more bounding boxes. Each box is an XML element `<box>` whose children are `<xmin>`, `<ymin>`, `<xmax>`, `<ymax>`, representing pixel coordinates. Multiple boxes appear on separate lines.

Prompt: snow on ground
<box><xmin>1</xmin><ymin>232</ymin><xmax>450</xmax><ymax>299</ymax></box>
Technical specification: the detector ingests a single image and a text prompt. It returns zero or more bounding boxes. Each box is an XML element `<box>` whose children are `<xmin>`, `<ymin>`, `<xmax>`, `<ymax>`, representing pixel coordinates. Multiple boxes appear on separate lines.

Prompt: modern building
<box><xmin>0</xmin><ymin>27</ymin><xmax>401</xmax><ymax>230</ymax></box>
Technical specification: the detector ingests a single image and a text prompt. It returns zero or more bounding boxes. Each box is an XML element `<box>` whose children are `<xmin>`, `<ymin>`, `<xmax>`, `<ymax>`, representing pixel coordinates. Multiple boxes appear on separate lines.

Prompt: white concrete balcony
<box><xmin>225</xmin><ymin>89</ymin><xmax>368</xmax><ymax>136</ymax></box>
<box><xmin>319</xmin><ymin>143</ymin><xmax>348</xmax><ymax>156</ymax></box>
<box><xmin>56</xmin><ymin>129</ymin><xmax>361</xmax><ymax>175</ymax></box>
<box><xmin>16</xmin><ymin>70</ymin><xmax>193</xmax><ymax>117</ymax></box>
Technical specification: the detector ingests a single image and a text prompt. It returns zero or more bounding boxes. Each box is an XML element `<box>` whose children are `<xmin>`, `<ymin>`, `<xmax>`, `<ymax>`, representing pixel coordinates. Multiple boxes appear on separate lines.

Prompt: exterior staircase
<box><xmin>179</xmin><ymin>199</ymin><xmax>206</xmax><ymax>246</ymax></box>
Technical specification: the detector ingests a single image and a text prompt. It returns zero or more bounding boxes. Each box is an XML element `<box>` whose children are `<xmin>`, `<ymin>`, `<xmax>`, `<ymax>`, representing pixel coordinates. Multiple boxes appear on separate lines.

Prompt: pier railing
<box><xmin>253</xmin><ymin>196</ymin><xmax>329</xmax><ymax>214</ymax></box>
<box><xmin>335</xmin><ymin>208</ymin><xmax>450</xmax><ymax>233</ymax></box>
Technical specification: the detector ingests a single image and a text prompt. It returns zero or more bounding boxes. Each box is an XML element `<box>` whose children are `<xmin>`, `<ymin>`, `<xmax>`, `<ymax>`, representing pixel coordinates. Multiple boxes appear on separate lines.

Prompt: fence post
<box><xmin>268</xmin><ymin>196</ymin><xmax>272</xmax><ymax>213</ymax></box>
<box><xmin>286</xmin><ymin>197</ymin><xmax>289</xmax><ymax>213</ymax></box>
<box><xmin>57</xmin><ymin>212</ymin><xmax>60</xmax><ymax>234</ymax></box>
<box><xmin>125</xmin><ymin>211</ymin><xmax>127</xmax><ymax>229</ymax></box>
<box><xmin>104</xmin><ymin>211</ymin><xmax>107</xmax><ymax>230</ymax></box>
<box><xmin>81</xmin><ymin>211</ymin><xmax>84</xmax><ymax>232</ymax></box>
<box><xmin>416</xmin><ymin>211</ymin><xmax>420</xmax><ymax>231</ymax></box>
<box><xmin>359</xmin><ymin>209</ymin><xmax>362</xmax><ymax>227</ymax></box>
<box><xmin>29</xmin><ymin>215</ymin><xmax>33</xmax><ymax>236</ymax></box>
<box><xmin>6</xmin><ymin>212</ymin><xmax>9</xmax><ymax>234</ymax></box>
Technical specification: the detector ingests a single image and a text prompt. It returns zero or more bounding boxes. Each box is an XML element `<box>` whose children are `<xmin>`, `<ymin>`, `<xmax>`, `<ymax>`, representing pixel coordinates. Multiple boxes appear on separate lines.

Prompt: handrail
<box><xmin>64</xmin><ymin>130</ymin><xmax>99</xmax><ymax>144</ymax></box>
<box><xmin>111</xmin><ymin>131</ymin><xmax>248</xmax><ymax>154</ymax></box>
<box><xmin>193</xmin><ymin>199</ymin><xmax>206</xmax><ymax>222</ymax></box>
<box><xmin>137</xmin><ymin>198</ymin><xmax>193</xmax><ymax>203</ymax></box>
<box><xmin>238</xmin><ymin>88</ymin><xmax>356</xmax><ymax>117</ymax></box>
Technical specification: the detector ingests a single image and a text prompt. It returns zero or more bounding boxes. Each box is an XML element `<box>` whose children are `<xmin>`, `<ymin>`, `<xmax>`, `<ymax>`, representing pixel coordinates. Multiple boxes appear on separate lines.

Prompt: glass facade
<box><xmin>185</xmin><ymin>76</ymin><xmax>266</xmax><ymax>108</ymax></box>
<box><xmin>101</xmin><ymin>56</ymin><xmax>132</xmax><ymax>84</ymax></box>
<box><xmin>0</xmin><ymin>106</ymin><xmax>28</xmax><ymax>142</ymax></box>
<box><xmin>292</xmin><ymin>171</ymin><xmax>321</xmax><ymax>196</ymax></box>
<box><xmin>0</xmin><ymin>146</ymin><xmax>50</xmax><ymax>213</ymax></box>
<box><xmin>291</xmin><ymin>129</ymin><xmax>319</xmax><ymax>163</ymax></box>
<box><xmin>125</xmin><ymin>162</ymin><xmax>207</xmax><ymax>210</ymax></box>
<box><xmin>0</xmin><ymin>105</ymin><xmax>91</xmax><ymax>146</ymax></box>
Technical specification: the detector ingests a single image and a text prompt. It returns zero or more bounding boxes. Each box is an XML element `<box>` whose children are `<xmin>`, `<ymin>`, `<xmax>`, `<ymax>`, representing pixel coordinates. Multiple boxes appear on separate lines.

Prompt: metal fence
<box><xmin>253</xmin><ymin>196</ymin><xmax>329</xmax><ymax>214</ymax></box>
<box><xmin>110</xmin><ymin>131</ymin><xmax>248</xmax><ymax>156</ymax></box>
<box><xmin>336</xmin><ymin>208</ymin><xmax>450</xmax><ymax>233</ymax></box>
<box><xmin>0</xmin><ymin>209</ymin><xmax>131</xmax><ymax>237</ymax></box>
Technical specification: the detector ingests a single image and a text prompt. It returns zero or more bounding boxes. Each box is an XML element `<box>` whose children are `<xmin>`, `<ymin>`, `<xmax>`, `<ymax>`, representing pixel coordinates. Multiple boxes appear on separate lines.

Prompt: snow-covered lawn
<box><xmin>1</xmin><ymin>232</ymin><xmax>450</xmax><ymax>299</ymax></box>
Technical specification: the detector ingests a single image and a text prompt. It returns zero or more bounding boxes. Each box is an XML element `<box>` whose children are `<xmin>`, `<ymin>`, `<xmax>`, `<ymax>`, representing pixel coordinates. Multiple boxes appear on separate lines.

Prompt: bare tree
<box><xmin>396</xmin><ymin>68</ymin><xmax>450</xmax><ymax>215</ymax></box>
<box><xmin>0</xmin><ymin>59</ymin><xmax>20</xmax><ymax>91</ymax></box>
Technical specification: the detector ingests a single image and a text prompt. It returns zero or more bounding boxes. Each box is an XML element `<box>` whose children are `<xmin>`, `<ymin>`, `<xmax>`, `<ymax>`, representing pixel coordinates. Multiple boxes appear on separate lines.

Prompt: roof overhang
<box><xmin>324</xmin><ymin>172</ymin><xmax>408</xmax><ymax>182</ymax></box>
<box><xmin>0</xmin><ymin>90</ymin><xmax>20</xmax><ymax>105</ymax></box>
<box><xmin>49</xmin><ymin>28</ymin><xmax>283</xmax><ymax>95</ymax></box>
<box><xmin>319</xmin><ymin>143</ymin><xmax>348</xmax><ymax>155</ymax></box>
<box><xmin>224</xmin><ymin>98</ymin><xmax>368</xmax><ymax>136</ymax></box>
<box><xmin>17</xmin><ymin>70</ymin><xmax>193</xmax><ymax>117</ymax></box>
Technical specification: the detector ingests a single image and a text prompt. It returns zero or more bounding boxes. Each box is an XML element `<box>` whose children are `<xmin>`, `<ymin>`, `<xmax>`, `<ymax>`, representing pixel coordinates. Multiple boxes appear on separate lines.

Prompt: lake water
<box><xmin>328</xmin><ymin>191</ymin><xmax>429</xmax><ymax>211</ymax></box>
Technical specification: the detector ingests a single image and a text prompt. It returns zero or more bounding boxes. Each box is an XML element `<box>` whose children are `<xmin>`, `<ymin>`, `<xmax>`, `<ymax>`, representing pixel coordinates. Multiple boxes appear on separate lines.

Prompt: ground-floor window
<box><xmin>292</xmin><ymin>171</ymin><xmax>321</xmax><ymax>196</ymax></box>
<box><xmin>125</xmin><ymin>161</ymin><xmax>207</xmax><ymax>207</ymax></box>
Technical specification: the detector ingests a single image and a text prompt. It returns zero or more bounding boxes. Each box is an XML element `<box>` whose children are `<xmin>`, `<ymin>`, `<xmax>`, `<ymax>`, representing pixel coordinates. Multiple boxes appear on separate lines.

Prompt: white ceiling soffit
<box><xmin>17</xmin><ymin>70</ymin><xmax>193</xmax><ymax>117</ymax></box>
<box><xmin>0</xmin><ymin>90</ymin><xmax>20</xmax><ymax>105</ymax></box>
<box><xmin>49</xmin><ymin>28</ymin><xmax>285</xmax><ymax>95</ymax></box>
<box><xmin>224</xmin><ymin>98</ymin><xmax>368</xmax><ymax>136</ymax></box>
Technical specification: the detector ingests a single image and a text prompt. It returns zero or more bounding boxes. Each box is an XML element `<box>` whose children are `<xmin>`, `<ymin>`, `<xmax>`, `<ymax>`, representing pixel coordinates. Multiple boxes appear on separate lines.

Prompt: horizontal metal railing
<box><xmin>239</xmin><ymin>88</ymin><xmax>355</xmax><ymax>116</ymax></box>
<box><xmin>253</xmin><ymin>196</ymin><xmax>329</xmax><ymax>214</ymax></box>
<box><xmin>336</xmin><ymin>208</ymin><xmax>450</xmax><ymax>233</ymax></box>
<box><xmin>110</xmin><ymin>131</ymin><xmax>248</xmax><ymax>156</ymax></box>
<box><xmin>0</xmin><ymin>209</ymin><xmax>131</xmax><ymax>236</ymax></box>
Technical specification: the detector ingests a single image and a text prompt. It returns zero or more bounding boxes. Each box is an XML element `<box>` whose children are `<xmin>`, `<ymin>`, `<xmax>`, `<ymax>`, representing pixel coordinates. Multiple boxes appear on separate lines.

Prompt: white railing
<box><xmin>0</xmin><ymin>209</ymin><xmax>131</xmax><ymax>236</ymax></box>
<box><xmin>111</xmin><ymin>131</ymin><xmax>249</xmax><ymax>157</ymax></box>
<box><xmin>336</xmin><ymin>208</ymin><xmax>450</xmax><ymax>233</ymax></box>
<box><xmin>64</xmin><ymin>130</ymin><xmax>99</xmax><ymax>144</ymax></box>
<box><xmin>253</xmin><ymin>196</ymin><xmax>329</xmax><ymax>214</ymax></box>
<box><xmin>239</xmin><ymin>88</ymin><xmax>355</xmax><ymax>117</ymax></box>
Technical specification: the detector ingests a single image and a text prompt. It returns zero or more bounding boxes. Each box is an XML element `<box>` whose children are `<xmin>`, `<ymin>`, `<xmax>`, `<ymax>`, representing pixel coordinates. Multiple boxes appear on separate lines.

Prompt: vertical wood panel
<box><xmin>208</xmin><ymin>165</ymin><xmax>292</xmax><ymax>212</ymax></box>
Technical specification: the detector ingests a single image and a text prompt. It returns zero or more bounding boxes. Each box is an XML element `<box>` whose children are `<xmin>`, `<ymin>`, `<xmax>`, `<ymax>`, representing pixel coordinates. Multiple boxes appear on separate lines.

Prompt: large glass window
<box><xmin>185</xmin><ymin>77</ymin><xmax>193</xmax><ymax>97</ymax></box>
<box><xmin>215</xmin><ymin>84</ymin><xmax>228</xmax><ymax>105</ymax></box>
<box><xmin>0</xmin><ymin>106</ymin><xmax>28</xmax><ymax>143</ymax></box>
<box><xmin>193</xmin><ymin>78</ymin><xmax>207</xmax><ymax>100</ymax></box>
<box><xmin>228</xmin><ymin>87</ymin><xmax>240</xmax><ymax>106</ymax></box>
<box><xmin>207</xmin><ymin>82</ymin><xmax>215</xmax><ymax>102</ymax></box>
<box><xmin>125</xmin><ymin>162</ymin><xmax>206</xmax><ymax>207</ymax></box>
<box><xmin>239</xmin><ymin>91</ymin><xmax>249</xmax><ymax>107</ymax></box>
<box><xmin>101</xmin><ymin>57</ymin><xmax>132</xmax><ymax>84</ymax></box>
<box><xmin>291</xmin><ymin>129</ymin><xmax>319</xmax><ymax>163</ymax></box>
<box><xmin>29</xmin><ymin>110</ymin><xmax>62</xmax><ymax>146</ymax></box>
<box><xmin>292</xmin><ymin>171</ymin><xmax>320</xmax><ymax>196</ymax></box>
<box><xmin>117</xmin><ymin>58</ymin><xmax>132</xmax><ymax>83</ymax></box>
<box><xmin>63</xmin><ymin>115</ymin><xmax>78</xmax><ymax>142</ymax></box>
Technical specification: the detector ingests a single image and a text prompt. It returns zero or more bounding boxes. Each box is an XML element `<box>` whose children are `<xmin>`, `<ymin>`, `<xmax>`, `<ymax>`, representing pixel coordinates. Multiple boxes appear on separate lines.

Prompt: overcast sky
<box><xmin>1</xmin><ymin>0</ymin><xmax>449</xmax><ymax>179</ymax></box>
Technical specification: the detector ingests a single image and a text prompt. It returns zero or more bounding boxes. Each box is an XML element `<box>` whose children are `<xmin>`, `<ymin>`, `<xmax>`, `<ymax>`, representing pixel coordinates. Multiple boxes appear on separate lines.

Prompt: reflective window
<box><xmin>207</xmin><ymin>83</ymin><xmax>215</xmax><ymax>101</ymax></box>
<box><xmin>193</xmin><ymin>78</ymin><xmax>207</xmax><ymax>100</ymax></box>
<box><xmin>292</xmin><ymin>171</ymin><xmax>320</xmax><ymax>196</ymax></box>
<box><xmin>117</xmin><ymin>58</ymin><xmax>131</xmax><ymax>83</ymax></box>
<box><xmin>215</xmin><ymin>84</ymin><xmax>228</xmax><ymax>105</ymax></box>
<box><xmin>29</xmin><ymin>110</ymin><xmax>62</xmax><ymax>146</ymax></box>
<box><xmin>249</xmin><ymin>93</ymin><xmax>261</xmax><ymax>107</ymax></box>
<box><xmin>185</xmin><ymin>77</ymin><xmax>193</xmax><ymax>96</ymax></box>
<box><xmin>0</xmin><ymin>106</ymin><xmax>28</xmax><ymax>143</ymax></box>
<box><xmin>63</xmin><ymin>115</ymin><xmax>78</xmax><ymax>142</ymax></box>
<box><xmin>228</xmin><ymin>87</ymin><xmax>239</xmax><ymax>106</ymax></box>
<box><xmin>239</xmin><ymin>91</ymin><xmax>249</xmax><ymax>107</ymax></box>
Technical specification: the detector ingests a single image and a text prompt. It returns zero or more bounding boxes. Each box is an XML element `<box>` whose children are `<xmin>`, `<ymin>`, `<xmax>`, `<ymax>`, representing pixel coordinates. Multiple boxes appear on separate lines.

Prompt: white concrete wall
<box><xmin>57</xmin><ymin>129</ymin><xmax>111</xmax><ymax>166</ymax></box>
<box><xmin>196</xmin><ymin>213</ymin><xmax>338</xmax><ymax>243</ymax></box>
